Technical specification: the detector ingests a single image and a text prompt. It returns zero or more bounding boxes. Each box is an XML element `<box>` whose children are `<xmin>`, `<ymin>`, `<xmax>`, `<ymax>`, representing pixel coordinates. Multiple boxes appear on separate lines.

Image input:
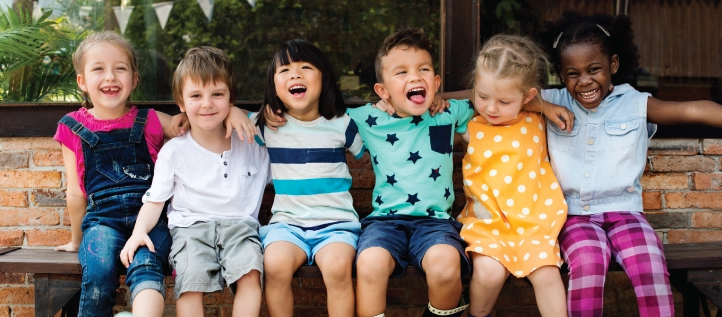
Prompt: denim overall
<box><xmin>59</xmin><ymin>109</ymin><xmax>171</xmax><ymax>317</ymax></box>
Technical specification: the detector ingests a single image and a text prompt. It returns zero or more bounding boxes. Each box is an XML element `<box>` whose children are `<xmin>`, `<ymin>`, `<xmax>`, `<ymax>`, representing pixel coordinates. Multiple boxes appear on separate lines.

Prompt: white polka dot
<box><xmin>518</xmin><ymin>185</ymin><xmax>526</xmax><ymax>193</ymax></box>
<box><xmin>512</xmin><ymin>141</ymin><xmax>520</xmax><ymax>148</ymax></box>
<box><xmin>472</xmin><ymin>117</ymin><xmax>477</xmax><ymax>122</ymax></box>
<box><xmin>557</xmin><ymin>210</ymin><xmax>565</xmax><ymax>215</ymax></box>
<box><xmin>517</xmin><ymin>227</ymin><xmax>524</xmax><ymax>234</ymax></box>
<box><xmin>539</xmin><ymin>214</ymin><xmax>547</xmax><ymax>220</ymax></box>
<box><xmin>506</xmin><ymin>199</ymin><xmax>514</xmax><ymax>207</ymax></box>
<box><xmin>476</xmin><ymin>131</ymin><xmax>484</xmax><ymax>139</ymax></box>
<box><xmin>499</xmin><ymin>241</ymin><xmax>506</xmax><ymax>247</ymax></box>
<box><xmin>527</xmin><ymin>149</ymin><xmax>533</xmax><ymax>156</ymax></box>
<box><xmin>522</xmin><ymin>208</ymin><xmax>530</xmax><ymax>215</ymax></box>
<box><xmin>544</xmin><ymin>235</ymin><xmax>550</xmax><ymax>239</ymax></box>
<box><xmin>484</xmin><ymin>150</ymin><xmax>492</xmax><ymax>158</ymax></box>
<box><xmin>540</xmin><ymin>168</ymin><xmax>546</xmax><ymax>175</ymax></box>
<box><xmin>508</xmin><ymin>241</ymin><xmax>515</xmax><ymax>247</ymax></box>
<box><xmin>526</xmin><ymin>117</ymin><xmax>532</xmax><ymax>122</ymax></box>
<box><xmin>501</xmin><ymin>155</ymin><xmax>510</xmax><ymax>162</ymax></box>
<box><xmin>464</xmin><ymin>163</ymin><xmax>471</xmax><ymax>170</ymax></box>
<box><xmin>545</xmin><ymin>199</ymin><xmax>553</xmax><ymax>206</ymax></box>
<box><xmin>504</xmin><ymin>254</ymin><xmax>510</xmax><ymax>262</ymax></box>
<box><xmin>518</xmin><ymin>214</ymin><xmax>526</xmax><ymax>218</ymax></box>
<box><xmin>551</xmin><ymin>182</ymin><xmax>559</xmax><ymax>190</ymax></box>
<box><xmin>532</xmin><ymin>240</ymin><xmax>540</xmax><ymax>245</ymax></box>
<box><xmin>504</xmin><ymin>222</ymin><xmax>511</xmax><ymax>229</ymax></box>
<box><xmin>529</xmin><ymin>171</ymin><xmax>536</xmax><ymax>179</ymax></box>
<box><xmin>539</xmin><ymin>123</ymin><xmax>544</xmax><ymax>130</ymax></box>
<box><xmin>563</xmin><ymin>200</ymin><xmax>567</xmax><ymax>205</ymax></box>
<box><xmin>504</xmin><ymin>176</ymin><xmax>512</xmax><ymax>184</ymax></box>
<box><xmin>483</xmin><ymin>218</ymin><xmax>492</xmax><ymax>224</ymax></box>
<box><xmin>520</xmin><ymin>127</ymin><xmax>528</xmax><ymax>134</ymax></box>
<box><xmin>513</xmin><ymin>256</ymin><xmax>518</xmax><ymax>262</ymax></box>
<box><xmin>494</xmin><ymin>135</ymin><xmax>502</xmax><ymax>142</ymax></box>
<box><xmin>481</xmin><ymin>184</ymin><xmax>489</xmax><ymax>191</ymax></box>
<box><xmin>519</xmin><ymin>240</ymin><xmax>524</xmax><ymax>246</ymax></box>
<box><xmin>474</xmin><ymin>166</ymin><xmax>481</xmax><ymax>173</ymax></box>
<box><xmin>545</xmin><ymin>156</ymin><xmax>550</xmax><ymax>162</ymax></box>
<box><xmin>489</xmin><ymin>244</ymin><xmax>498</xmax><ymax>249</ymax></box>
<box><xmin>465</xmin><ymin>180</ymin><xmax>473</xmax><ymax>186</ymax></box>
<box><xmin>475</xmin><ymin>240</ymin><xmax>481</xmax><ymax>244</ymax></box>
<box><xmin>467</xmin><ymin>223</ymin><xmax>474</xmax><ymax>230</ymax></box>
<box><xmin>523</xmin><ymin>253</ymin><xmax>530</xmax><ymax>261</ymax></box>
<box><xmin>539</xmin><ymin>252</ymin><xmax>548</xmax><ymax>259</ymax></box>
<box><xmin>517</xmin><ymin>162</ymin><xmax>523</xmax><ymax>170</ymax></box>
<box><xmin>489</xmin><ymin>169</ymin><xmax>497</xmax><ymax>177</ymax></box>
<box><xmin>533</xmin><ymin>136</ymin><xmax>540</xmax><ymax>143</ymax></box>
<box><xmin>467</xmin><ymin>147</ymin><xmax>475</xmax><ymax>154</ymax></box>
<box><xmin>551</xmin><ymin>220</ymin><xmax>557</xmax><ymax>227</ymax></box>
<box><xmin>480</xmin><ymin>194</ymin><xmax>489</xmax><ymax>201</ymax></box>
<box><xmin>492</xmin><ymin>229</ymin><xmax>499</xmax><ymax>236</ymax></box>
<box><xmin>549</xmin><ymin>240</ymin><xmax>556</xmax><ymax>246</ymax></box>
<box><xmin>533</xmin><ymin>194</ymin><xmax>538</xmax><ymax>202</ymax></box>
<box><xmin>474</xmin><ymin>246</ymin><xmax>483</xmax><ymax>253</ymax></box>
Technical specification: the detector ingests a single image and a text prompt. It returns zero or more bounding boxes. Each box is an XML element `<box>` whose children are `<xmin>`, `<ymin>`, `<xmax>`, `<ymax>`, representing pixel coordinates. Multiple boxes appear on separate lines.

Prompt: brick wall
<box><xmin>1</xmin><ymin>137</ymin><xmax>721</xmax><ymax>316</ymax></box>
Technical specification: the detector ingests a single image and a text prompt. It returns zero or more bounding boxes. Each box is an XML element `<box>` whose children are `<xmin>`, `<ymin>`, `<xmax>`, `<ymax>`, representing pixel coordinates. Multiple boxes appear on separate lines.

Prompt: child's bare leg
<box><xmin>527</xmin><ymin>266</ymin><xmax>567</xmax><ymax>317</ymax></box>
<box><xmin>131</xmin><ymin>289</ymin><xmax>164</xmax><ymax>317</ymax></box>
<box><xmin>422</xmin><ymin>244</ymin><xmax>462</xmax><ymax>310</ymax></box>
<box><xmin>356</xmin><ymin>247</ymin><xmax>395</xmax><ymax>317</ymax></box>
<box><xmin>232</xmin><ymin>269</ymin><xmax>262</xmax><ymax>317</ymax></box>
<box><xmin>468</xmin><ymin>254</ymin><xmax>509</xmax><ymax>316</ymax></box>
<box><xmin>176</xmin><ymin>292</ymin><xmax>203</xmax><ymax>317</ymax></box>
<box><xmin>315</xmin><ymin>242</ymin><xmax>356</xmax><ymax>317</ymax></box>
<box><xmin>264</xmin><ymin>241</ymin><xmax>307</xmax><ymax>317</ymax></box>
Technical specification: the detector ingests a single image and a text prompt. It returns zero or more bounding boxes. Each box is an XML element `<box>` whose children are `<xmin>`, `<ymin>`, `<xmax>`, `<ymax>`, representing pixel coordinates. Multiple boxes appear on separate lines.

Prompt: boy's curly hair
<box><xmin>540</xmin><ymin>11</ymin><xmax>639</xmax><ymax>85</ymax></box>
<box><xmin>375</xmin><ymin>28</ymin><xmax>433</xmax><ymax>83</ymax></box>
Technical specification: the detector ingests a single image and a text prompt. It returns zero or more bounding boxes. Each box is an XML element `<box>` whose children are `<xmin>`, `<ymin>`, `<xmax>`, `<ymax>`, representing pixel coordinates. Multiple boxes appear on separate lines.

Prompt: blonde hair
<box><xmin>72</xmin><ymin>31</ymin><xmax>139</xmax><ymax>109</ymax></box>
<box><xmin>472</xmin><ymin>35</ymin><xmax>549</xmax><ymax>101</ymax></box>
<box><xmin>172</xmin><ymin>46</ymin><xmax>237</xmax><ymax>105</ymax></box>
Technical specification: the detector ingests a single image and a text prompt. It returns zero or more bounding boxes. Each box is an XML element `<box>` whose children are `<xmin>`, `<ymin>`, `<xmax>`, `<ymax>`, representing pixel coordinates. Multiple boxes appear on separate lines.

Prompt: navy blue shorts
<box><xmin>356</xmin><ymin>215</ymin><xmax>471</xmax><ymax>278</ymax></box>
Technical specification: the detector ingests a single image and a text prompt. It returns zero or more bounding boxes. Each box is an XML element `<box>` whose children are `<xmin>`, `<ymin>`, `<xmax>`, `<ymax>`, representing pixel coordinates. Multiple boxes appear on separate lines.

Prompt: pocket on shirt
<box><xmin>546</xmin><ymin>120</ymin><xmax>579</xmax><ymax>153</ymax></box>
<box><xmin>605</xmin><ymin>119</ymin><xmax>640</xmax><ymax>150</ymax></box>
<box><xmin>428</xmin><ymin>124</ymin><xmax>453</xmax><ymax>155</ymax></box>
<box><xmin>123</xmin><ymin>164</ymin><xmax>152</xmax><ymax>181</ymax></box>
<box><xmin>305</xmin><ymin>148</ymin><xmax>345</xmax><ymax>175</ymax></box>
<box><xmin>93</xmin><ymin>142</ymin><xmax>137</xmax><ymax>183</ymax></box>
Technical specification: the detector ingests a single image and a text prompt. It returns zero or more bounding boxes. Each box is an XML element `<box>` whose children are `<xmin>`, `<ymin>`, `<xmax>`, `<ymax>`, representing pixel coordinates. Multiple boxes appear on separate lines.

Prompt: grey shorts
<box><xmin>169</xmin><ymin>219</ymin><xmax>263</xmax><ymax>299</ymax></box>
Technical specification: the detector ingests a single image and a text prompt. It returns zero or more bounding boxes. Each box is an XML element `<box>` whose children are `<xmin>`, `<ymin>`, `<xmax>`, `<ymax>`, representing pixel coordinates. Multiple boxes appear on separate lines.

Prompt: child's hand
<box><xmin>224</xmin><ymin>107</ymin><xmax>257</xmax><ymax>143</ymax></box>
<box><xmin>263</xmin><ymin>104</ymin><xmax>287</xmax><ymax>131</ymax></box>
<box><xmin>372</xmin><ymin>99</ymin><xmax>396</xmax><ymax>115</ymax></box>
<box><xmin>120</xmin><ymin>232</ymin><xmax>155</xmax><ymax>268</ymax></box>
<box><xmin>543</xmin><ymin>104</ymin><xmax>575</xmax><ymax>132</ymax></box>
<box><xmin>54</xmin><ymin>241</ymin><xmax>79</xmax><ymax>252</ymax></box>
<box><xmin>170</xmin><ymin>113</ymin><xmax>190</xmax><ymax>136</ymax></box>
<box><xmin>429</xmin><ymin>94</ymin><xmax>450</xmax><ymax>116</ymax></box>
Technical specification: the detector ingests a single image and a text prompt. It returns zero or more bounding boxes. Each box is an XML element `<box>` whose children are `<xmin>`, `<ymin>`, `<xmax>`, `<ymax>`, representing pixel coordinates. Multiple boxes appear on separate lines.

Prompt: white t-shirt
<box><xmin>143</xmin><ymin>132</ymin><xmax>271</xmax><ymax>228</ymax></box>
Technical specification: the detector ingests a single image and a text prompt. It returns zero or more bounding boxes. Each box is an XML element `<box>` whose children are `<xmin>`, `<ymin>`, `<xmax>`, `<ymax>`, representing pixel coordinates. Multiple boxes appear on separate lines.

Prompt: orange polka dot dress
<box><xmin>458</xmin><ymin>112</ymin><xmax>567</xmax><ymax>277</ymax></box>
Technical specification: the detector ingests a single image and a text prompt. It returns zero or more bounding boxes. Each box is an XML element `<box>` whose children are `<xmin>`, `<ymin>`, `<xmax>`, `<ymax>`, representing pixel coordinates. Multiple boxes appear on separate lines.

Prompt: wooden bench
<box><xmin>1</xmin><ymin>242</ymin><xmax>722</xmax><ymax>317</ymax></box>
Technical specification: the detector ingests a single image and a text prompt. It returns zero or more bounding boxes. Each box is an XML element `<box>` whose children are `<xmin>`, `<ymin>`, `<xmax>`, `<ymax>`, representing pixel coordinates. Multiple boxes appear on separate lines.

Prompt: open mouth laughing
<box><xmin>579</xmin><ymin>88</ymin><xmax>599</xmax><ymax>101</ymax></box>
<box><xmin>100</xmin><ymin>86</ymin><xmax>121</xmax><ymax>96</ymax></box>
<box><xmin>289</xmin><ymin>84</ymin><xmax>307</xmax><ymax>98</ymax></box>
<box><xmin>406</xmin><ymin>87</ymin><xmax>426</xmax><ymax>104</ymax></box>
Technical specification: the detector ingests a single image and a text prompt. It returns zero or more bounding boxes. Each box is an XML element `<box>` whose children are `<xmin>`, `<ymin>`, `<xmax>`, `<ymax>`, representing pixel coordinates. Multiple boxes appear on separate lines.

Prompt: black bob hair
<box><xmin>540</xmin><ymin>11</ymin><xmax>640</xmax><ymax>86</ymax></box>
<box><xmin>256</xmin><ymin>39</ymin><xmax>345</xmax><ymax>128</ymax></box>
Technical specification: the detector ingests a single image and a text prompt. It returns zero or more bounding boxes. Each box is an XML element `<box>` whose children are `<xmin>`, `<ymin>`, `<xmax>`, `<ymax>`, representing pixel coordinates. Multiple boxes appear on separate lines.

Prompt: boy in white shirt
<box><xmin>120</xmin><ymin>46</ymin><xmax>270</xmax><ymax>317</ymax></box>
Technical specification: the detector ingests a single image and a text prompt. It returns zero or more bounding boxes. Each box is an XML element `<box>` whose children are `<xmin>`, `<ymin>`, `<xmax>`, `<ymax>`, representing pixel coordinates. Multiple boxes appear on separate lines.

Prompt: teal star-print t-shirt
<box><xmin>347</xmin><ymin>99</ymin><xmax>475</xmax><ymax>219</ymax></box>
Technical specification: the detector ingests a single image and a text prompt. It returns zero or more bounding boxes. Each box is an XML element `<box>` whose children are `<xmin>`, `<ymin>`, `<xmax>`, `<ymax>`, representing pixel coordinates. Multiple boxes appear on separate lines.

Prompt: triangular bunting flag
<box><xmin>196</xmin><ymin>0</ymin><xmax>213</xmax><ymax>22</ymax></box>
<box><xmin>113</xmin><ymin>5</ymin><xmax>134</xmax><ymax>35</ymax></box>
<box><xmin>152</xmin><ymin>1</ymin><xmax>174</xmax><ymax>30</ymax></box>
<box><xmin>78</xmin><ymin>6</ymin><xmax>92</xmax><ymax>20</ymax></box>
<box><xmin>246</xmin><ymin>0</ymin><xmax>256</xmax><ymax>7</ymax></box>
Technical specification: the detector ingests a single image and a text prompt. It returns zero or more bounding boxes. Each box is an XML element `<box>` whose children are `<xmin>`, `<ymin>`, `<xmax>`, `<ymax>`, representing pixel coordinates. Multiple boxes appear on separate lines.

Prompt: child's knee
<box><xmin>235</xmin><ymin>270</ymin><xmax>262</xmax><ymax>290</ymax></box>
<box><xmin>356</xmin><ymin>248</ymin><xmax>395</xmax><ymax>279</ymax></box>
<box><xmin>423</xmin><ymin>246</ymin><xmax>461</xmax><ymax>280</ymax></box>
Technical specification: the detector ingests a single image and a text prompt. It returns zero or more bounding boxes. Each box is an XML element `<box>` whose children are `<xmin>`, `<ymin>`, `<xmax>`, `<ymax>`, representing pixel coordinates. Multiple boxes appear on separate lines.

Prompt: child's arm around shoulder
<box><xmin>157</xmin><ymin>107</ymin><xmax>259</xmax><ymax>143</ymax></box>
<box><xmin>54</xmin><ymin>145</ymin><xmax>86</xmax><ymax>252</ymax></box>
<box><xmin>647</xmin><ymin>97</ymin><xmax>722</xmax><ymax>127</ymax></box>
<box><xmin>119</xmin><ymin>201</ymin><xmax>165</xmax><ymax>268</ymax></box>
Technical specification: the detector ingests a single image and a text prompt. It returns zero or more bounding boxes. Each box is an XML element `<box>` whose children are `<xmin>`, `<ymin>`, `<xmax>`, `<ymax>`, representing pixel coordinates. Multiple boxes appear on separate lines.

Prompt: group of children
<box><xmin>54</xmin><ymin>10</ymin><xmax>722</xmax><ymax>317</ymax></box>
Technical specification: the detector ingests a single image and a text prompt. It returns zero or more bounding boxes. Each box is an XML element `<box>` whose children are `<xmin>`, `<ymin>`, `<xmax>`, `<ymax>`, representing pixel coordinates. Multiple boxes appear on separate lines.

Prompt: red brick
<box><xmin>61</xmin><ymin>208</ymin><xmax>71</xmax><ymax>226</ymax></box>
<box><xmin>31</xmin><ymin>189</ymin><xmax>66</xmax><ymax>207</ymax></box>
<box><xmin>0</xmin><ymin>287</ymin><xmax>33</xmax><ymax>304</ymax></box>
<box><xmin>0</xmin><ymin>171</ymin><xmax>62</xmax><ymax>188</ymax></box>
<box><xmin>0</xmin><ymin>306</ymin><xmax>8</xmax><ymax>317</ymax></box>
<box><xmin>641</xmin><ymin>173</ymin><xmax>688</xmax><ymax>190</ymax></box>
<box><xmin>642</xmin><ymin>191</ymin><xmax>662</xmax><ymax>210</ymax></box>
<box><xmin>0</xmin><ymin>209</ymin><xmax>60</xmax><ymax>226</ymax></box>
<box><xmin>32</xmin><ymin>150</ymin><xmax>63</xmax><ymax>167</ymax></box>
<box><xmin>0</xmin><ymin>231</ymin><xmax>23</xmax><ymax>246</ymax></box>
<box><xmin>650</xmin><ymin>156</ymin><xmax>716</xmax><ymax>172</ymax></box>
<box><xmin>0</xmin><ymin>138</ymin><xmax>57</xmax><ymax>151</ymax></box>
<box><xmin>691</xmin><ymin>211</ymin><xmax>722</xmax><ymax>228</ymax></box>
<box><xmin>347</xmin><ymin>152</ymin><xmax>371</xmax><ymax>170</ymax></box>
<box><xmin>692</xmin><ymin>173</ymin><xmax>722</xmax><ymax>190</ymax></box>
<box><xmin>667</xmin><ymin>230</ymin><xmax>722</xmax><ymax>243</ymax></box>
<box><xmin>702</xmin><ymin>139</ymin><xmax>722</xmax><ymax>154</ymax></box>
<box><xmin>0</xmin><ymin>152</ymin><xmax>29</xmax><ymax>169</ymax></box>
<box><xmin>10</xmin><ymin>306</ymin><xmax>34</xmax><ymax>317</ymax></box>
<box><xmin>664</xmin><ymin>192</ymin><xmax>722</xmax><ymax>209</ymax></box>
<box><xmin>350</xmin><ymin>170</ymin><xmax>375</xmax><ymax>189</ymax></box>
<box><xmin>25</xmin><ymin>229</ymin><xmax>70</xmax><ymax>246</ymax></box>
<box><xmin>0</xmin><ymin>273</ymin><xmax>28</xmax><ymax>285</ymax></box>
<box><xmin>648</xmin><ymin>139</ymin><xmax>699</xmax><ymax>155</ymax></box>
<box><xmin>0</xmin><ymin>190</ymin><xmax>28</xmax><ymax>207</ymax></box>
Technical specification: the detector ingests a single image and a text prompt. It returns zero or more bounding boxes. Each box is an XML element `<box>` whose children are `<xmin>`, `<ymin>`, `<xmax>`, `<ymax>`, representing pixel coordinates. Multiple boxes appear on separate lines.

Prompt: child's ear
<box><xmin>132</xmin><ymin>72</ymin><xmax>139</xmax><ymax>89</ymax></box>
<box><xmin>523</xmin><ymin>87</ymin><xmax>539</xmax><ymax>105</ymax></box>
<box><xmin>177</xmin><ymin>101</ymin><xmax>186</xmax><ymax>113</ymax></box>
<box><xmin>434</xmin><ymin>74</ymin><xmax>441</xmax><ymax>92</ymax></box>
<box><xmin>374</xmin><ymin>82</ymin><xmax>390</xmax><ymax>100</ymax></box>
<box><xmin>610</xmin><ymin>54</ymin><xmax>620</xmax><ymax>75</ymax></box>
<box><xmin>76</xmin><ymin>74</ymin><xmax>87</xmax><ymax>92</ymax></box>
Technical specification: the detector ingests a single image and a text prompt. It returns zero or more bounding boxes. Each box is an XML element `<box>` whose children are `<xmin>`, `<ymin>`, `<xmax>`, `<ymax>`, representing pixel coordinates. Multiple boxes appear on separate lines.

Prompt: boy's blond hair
<box><xmin>374</xmin><ymin>28</ymin><xmax>433</xmax><ymax>83</ymax></box>
<box><xmin>172</xmin><ymin>46</ymin><xmax>237</xmax><ymax>104</ymax></box>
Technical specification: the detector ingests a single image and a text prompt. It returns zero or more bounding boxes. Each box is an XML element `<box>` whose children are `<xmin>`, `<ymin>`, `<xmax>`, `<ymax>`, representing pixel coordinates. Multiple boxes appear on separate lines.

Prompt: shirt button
<box><xmin>224</xmin><ymin>174</ymin><xmax>228</xmax><ymax>178</ymax></box>
<box><xmin>584</xmin><ymin>205</ymin><xmax>590</xmax><ymax>211</ymax></box>
<box><xmin>247</xmin><ymin>172</ymin><xmax>251</xmax><ymax>176</ymax></box>
<box><xmin>621</xmin><ymin>124</ymin><xmax>627</xmax><ymax>129</ymax></box>
<box><xmin>584</xmin><ymin>172</ymin><xmax>590</xmax><ymax>178</ymax></box>
<box><xmin>590</xmin><ymin>108</ymin><xmax>597</xmax><ymax>112</ymax></box>
<box><xmin>588</xmin><ymin>138</ymin><xmax>594</xmax><ymax>145</ymax></box>
<box><xmin>224</xmin><ymin>162</ymin><xmax>227</xmax><ymax>166</ymax></box>
<box><xmin>145</xmin><ymin>192</ymin><xmax>150</xmax><ymax>196</ymax></box>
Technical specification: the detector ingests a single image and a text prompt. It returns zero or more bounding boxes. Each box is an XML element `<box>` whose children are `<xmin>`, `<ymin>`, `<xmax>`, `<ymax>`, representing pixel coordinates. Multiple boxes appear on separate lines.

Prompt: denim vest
<box><xmin>59</xmin><ymin>109</ymin><xmax>154</xmax><ymax>229</ymax></box>
<box><xmin>542</xmin><ymin>84</ymin><xmax>657</xmax><ymax>215</ymax></box>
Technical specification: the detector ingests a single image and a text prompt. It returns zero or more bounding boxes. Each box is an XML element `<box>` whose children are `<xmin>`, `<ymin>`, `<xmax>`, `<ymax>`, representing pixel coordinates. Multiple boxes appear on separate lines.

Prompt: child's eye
<box><xmin>92</xmin><ymin>67</ymin><xmax>102</xmax><ymax>71</ymax></box>
<box><xmin>499</xmin><ymin>101</ymin><xmax>510</xmax><ymax>105</ymax></box>
<box><xmin>302</xmin><ymin>65</ymin><xmax>313</xmax><ymax>70</ymax></box>
<box><xmin>190</xmin><ymin>94</ymin><xmax>201</xmax><ymax>98</ymax></box>
<box><xmin>420</xmin><ymin>67</ymin><xmax>430</xmax><ymax>72</ymax></box>
<box><xmin>213</xmin><ymin>92</ymin><xmax>225</xmax><ymax>97</ymax></box>
<box><xmin>278</xmin><ymin>68</ymin><xmax>289</xmax><ymax>73</ymax></box>
<box><xmin>395</xmin><ymin>71</ymin><xmax>407</xmax><ymax>75</ymax></box>
<box><xmin>116</xmin><ymin>67</ymin><xmax>126</xmax><ymax>71</ymax></box>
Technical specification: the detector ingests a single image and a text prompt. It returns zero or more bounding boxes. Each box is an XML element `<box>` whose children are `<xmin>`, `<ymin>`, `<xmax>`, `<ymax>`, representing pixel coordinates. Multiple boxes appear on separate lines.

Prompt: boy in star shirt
<box><xmin>348</xmin><ymin>28</ymin><xmax>474</xmax><ymax>317</ymax></box>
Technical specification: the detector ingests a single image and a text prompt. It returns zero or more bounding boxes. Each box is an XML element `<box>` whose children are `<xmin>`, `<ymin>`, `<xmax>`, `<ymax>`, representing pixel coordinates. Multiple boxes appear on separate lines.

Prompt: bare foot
<box><xmin>54</xmin><ymin>242</ymin><xmax>79</xmax><ymax>252</ymax></box>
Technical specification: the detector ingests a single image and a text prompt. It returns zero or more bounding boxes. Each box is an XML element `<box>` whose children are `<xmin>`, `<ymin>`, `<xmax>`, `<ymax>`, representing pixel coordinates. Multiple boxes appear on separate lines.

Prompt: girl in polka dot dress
<box><xmin>457</xmin><ymin>35</ymin><xmax>568</xmax><ymax>317</ymax></box>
